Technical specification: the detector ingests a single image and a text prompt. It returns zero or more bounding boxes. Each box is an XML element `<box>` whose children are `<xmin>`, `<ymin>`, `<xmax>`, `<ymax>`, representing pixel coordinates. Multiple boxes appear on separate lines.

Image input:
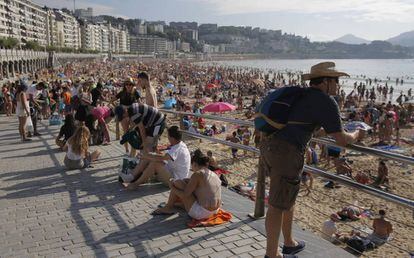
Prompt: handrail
<box><xmin>182</xmin><ymin>130</ymin><xmax>414</xmax><ymax>211</ymax></box>
<box><xmin>312</xmin><ymin>137</ymin><xmax>414</xmax><ymax>165</ymax></box>
<box><xmin>161</xmin><ymin>109</ymin><xmax>414</xmax><ymax>166</ymax></box>
<box><xmin>162</xmin><ymin>109</ymin><xmax>253</xmax><ymax>127</ymax></box>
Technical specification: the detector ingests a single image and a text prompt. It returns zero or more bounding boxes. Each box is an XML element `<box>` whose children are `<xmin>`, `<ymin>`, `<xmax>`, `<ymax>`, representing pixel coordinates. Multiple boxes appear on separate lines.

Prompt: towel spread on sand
<box><xmin>187</xmin><ymin>209</ymin><xmax>232</xmax><ymax>228</ymax></box>
<box><xmin>214</xmin><ymin>168</ymin><xmax>230</xmax><ymax>175</ymax></box>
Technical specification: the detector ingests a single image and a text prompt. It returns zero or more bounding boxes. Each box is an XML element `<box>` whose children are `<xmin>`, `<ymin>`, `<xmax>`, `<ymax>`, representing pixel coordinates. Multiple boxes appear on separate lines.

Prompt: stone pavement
<box><xmin>0</xmin><ymin>115</ymin><xmax>352</xmax><ymax>258</ymax></box>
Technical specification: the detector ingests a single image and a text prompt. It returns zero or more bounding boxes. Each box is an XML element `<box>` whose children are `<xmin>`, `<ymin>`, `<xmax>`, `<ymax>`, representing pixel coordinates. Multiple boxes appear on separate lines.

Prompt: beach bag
<box><xmin>347</xmin><ymin>237</ymin><xmax>366</xmax><ymax>253</ymax></box>
<box><xmin>347</xmin><ymin>236</ymin><xmax>372</xmax><ymax>253</ymax></box>
<box><xmin>49</xmin><ymin>113</ymin><xmax>62</xmax><ymax>126</ymax></box>
<box><xmin>120</xmin><ymin>129</ymin><xmax>143</xmax><ymax>150</ymax></box>
<box><xmin>254</xmin><ymin>87</ymin><xmax>307</xmax><ymax>133</ymax></box>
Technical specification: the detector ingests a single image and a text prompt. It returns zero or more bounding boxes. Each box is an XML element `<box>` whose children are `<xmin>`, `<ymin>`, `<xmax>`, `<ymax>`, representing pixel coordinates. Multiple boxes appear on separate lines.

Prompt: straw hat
<box><xmin>302</xmin><ymin>62</ymin><xmax>349</xmax><ymax>80</ymax></box>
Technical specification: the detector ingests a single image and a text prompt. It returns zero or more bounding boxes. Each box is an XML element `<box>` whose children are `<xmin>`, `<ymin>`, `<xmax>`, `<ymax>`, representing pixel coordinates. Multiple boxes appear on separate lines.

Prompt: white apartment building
<box><xmin>108</xmin><ymin>25</ymin><xmax>129</xmax><ymax>53</ymax></box>
<box><xmin>130</xmin><ymin>35</ymin><xmax>169</xmax><ymax>54</ymax></box>
<box><xmin>54</xmin><ymin>10</ymin><xmax>81</xmax><ymax>49</ymax></box>
<box><xmin>0</xmin><ymin>0</ymin><xmax>47</xmax><ymax>46</ymax></box>
<box><xmin>81</xmin><ymin>22</ymin><xmax>101</xmax><ymax>51</ymax></box>
<box><xmin>0</xmin><ymin>0</ymin><xmax>129</xmax><ymax>53</ymax></box>
<box><xmin>99</xmin><ymin>24</ymin><xmax>109</xmax><ymax>52</ymax></box>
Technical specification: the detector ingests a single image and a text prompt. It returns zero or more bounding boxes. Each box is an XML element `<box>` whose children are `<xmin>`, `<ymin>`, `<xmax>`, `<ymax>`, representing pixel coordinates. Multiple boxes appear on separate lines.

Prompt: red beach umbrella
<box><xmin>206</xmin><ymin>83</ymin><xmax>219</xmax><ymax>89</ymax></box>
<box><xmin>202</xmin><ymin>102</ymin><xmax>236</xmax><ymax>113</ymax></box>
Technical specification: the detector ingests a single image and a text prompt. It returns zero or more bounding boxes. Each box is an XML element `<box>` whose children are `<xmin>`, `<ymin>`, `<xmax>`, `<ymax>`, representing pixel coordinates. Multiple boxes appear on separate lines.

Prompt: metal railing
<box><xmin>162</xmin><ymin>109</ymin><xmax>414</xmax><ymax>218</ymax></box>
<box><xmin>161</xmin><ymin>109</ymin><xmax>414</xmax><ymax>166</ymax></box>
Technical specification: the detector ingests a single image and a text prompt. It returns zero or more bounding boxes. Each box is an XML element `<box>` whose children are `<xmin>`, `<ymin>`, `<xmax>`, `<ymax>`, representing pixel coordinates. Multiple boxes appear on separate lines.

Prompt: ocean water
<box><xmin>209</xmin><ymin>59</ymin><xmax>414</xmax><ymax>91</ymax></box>
<box><xmin>211</xmin><ymin>59</ymin><xmax>413</xmax><ymax>78</ymax></box>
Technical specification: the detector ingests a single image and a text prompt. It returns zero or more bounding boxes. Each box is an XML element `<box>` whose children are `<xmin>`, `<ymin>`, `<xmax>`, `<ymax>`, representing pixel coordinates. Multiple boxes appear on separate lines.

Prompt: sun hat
<box><xmin>124</xmin><ymin>77</ymin><xmax>135</xmax><ymax>85</ymax></box>
<box><xmin>302</xmin><ymin>62</ymin><xmax>349</xmax><ymax>80</ymax></box>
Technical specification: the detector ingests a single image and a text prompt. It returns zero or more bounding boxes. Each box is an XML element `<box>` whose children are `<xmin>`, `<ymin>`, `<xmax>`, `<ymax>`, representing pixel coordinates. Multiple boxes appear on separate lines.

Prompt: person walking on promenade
<box><xmin>15</xmin><ymin>82</ymin><xmax>31</xmax><ymax>142</ymax></box>
<box><xmin>261</xmin><ymin>62</ymin><xmax>363</xmax><ymax>258</ymax></box>
<box><xmin>27</xmin><ymin>81</ymin><xmax>46</xmax><ymax>136</ymax></box>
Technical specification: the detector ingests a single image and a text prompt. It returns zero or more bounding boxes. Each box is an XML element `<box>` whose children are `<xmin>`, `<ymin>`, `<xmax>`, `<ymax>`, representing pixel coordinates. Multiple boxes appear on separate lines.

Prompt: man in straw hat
<box><xmin>262</xmin><ymin>62</ymin><xmax>364</xmax><ymax>258</ymax></box>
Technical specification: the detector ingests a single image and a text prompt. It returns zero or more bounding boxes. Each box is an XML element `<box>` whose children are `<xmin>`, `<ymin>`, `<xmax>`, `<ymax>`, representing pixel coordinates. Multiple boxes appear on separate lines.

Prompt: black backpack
<box><xmin>347</xmin><ymin>236</ymin><xmax>367</xmax><ymax>253</ymax></box>
<box><xmin>346</xmin><ymin>236</ymin><xmax>375</xmax><ymax>254</ymax></box>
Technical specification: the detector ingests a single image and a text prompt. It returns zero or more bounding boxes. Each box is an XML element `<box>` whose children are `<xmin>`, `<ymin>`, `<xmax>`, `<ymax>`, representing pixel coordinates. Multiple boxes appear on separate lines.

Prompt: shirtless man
<box><xmin>367</xmin><ymin>210</ymin><xmax>393</xmax><ymax>245</ymax></box>
<box><xmin>137</xmin><ymin>72</ymin><xmax>157</xmax><ymax>108</ymax></box>
<box><xmin>373</xmin><ymin>160</ymin><xmax>389</xmax><ymax>187</ymax></box>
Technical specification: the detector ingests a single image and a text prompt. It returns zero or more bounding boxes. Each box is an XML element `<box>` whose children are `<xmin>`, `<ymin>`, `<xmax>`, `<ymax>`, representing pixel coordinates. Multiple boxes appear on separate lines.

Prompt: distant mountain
<box><xmin>334</xmin><ymin>34</ymin><xmax>371</xmax><ymax>45</ymax></box>
<box><xmin>387</xmin><ymin>30</ymin><xmax>414</xmax><ymax>47</ymax></box>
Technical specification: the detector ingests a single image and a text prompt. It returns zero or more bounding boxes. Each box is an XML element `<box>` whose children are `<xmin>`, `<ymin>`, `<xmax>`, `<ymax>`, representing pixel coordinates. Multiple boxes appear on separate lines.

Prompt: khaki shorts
<box><xmin>259</xmin><ymin>134</ymin><xmax>304</xmax><ymax>210</ymax></box>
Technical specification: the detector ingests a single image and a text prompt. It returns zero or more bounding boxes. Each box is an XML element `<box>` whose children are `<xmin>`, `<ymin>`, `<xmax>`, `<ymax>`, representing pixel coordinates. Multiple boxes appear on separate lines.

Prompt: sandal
<box><xmin>151</xmin><ymin>208</ymin><xmax>176</xmax><ymax>216</ymax></box>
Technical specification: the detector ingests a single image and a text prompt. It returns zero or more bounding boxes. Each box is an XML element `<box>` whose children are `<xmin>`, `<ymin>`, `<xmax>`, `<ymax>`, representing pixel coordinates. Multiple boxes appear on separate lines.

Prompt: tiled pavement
<box><xmin>0</xmin><ymin>115</ymin><xmax>352</xmax><ymax>258</ymax></box>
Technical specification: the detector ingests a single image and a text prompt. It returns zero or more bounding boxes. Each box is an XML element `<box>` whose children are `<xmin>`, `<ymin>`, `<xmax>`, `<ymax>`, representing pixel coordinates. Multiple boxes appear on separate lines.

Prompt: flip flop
<box><xmin>282</xmin><ymin>241</ymin><xmax>306</xmax><ymax>255</ymax></box>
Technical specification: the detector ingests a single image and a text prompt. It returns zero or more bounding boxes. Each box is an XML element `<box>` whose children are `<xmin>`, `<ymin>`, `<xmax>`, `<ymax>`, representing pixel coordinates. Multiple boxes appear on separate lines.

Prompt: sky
<box><xmin>33</xmin><ymin>0</ymin><xmax>414</xmax><ymax>42</ymax></box>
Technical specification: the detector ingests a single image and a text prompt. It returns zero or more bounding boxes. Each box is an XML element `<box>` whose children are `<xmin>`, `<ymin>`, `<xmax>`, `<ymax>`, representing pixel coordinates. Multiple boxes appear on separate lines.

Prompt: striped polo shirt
<box><xmin>128</xmin><ymin>103</ymin><xmax>165</xmax><ymax>127</ymax></box>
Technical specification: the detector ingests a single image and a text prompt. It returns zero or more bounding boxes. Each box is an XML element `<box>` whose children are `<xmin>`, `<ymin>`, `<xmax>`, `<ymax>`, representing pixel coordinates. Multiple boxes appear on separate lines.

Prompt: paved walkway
<box><xmin>0</xmin><ymin>115</ymin><xmax>351</xmax><ymax>258</ymax></box>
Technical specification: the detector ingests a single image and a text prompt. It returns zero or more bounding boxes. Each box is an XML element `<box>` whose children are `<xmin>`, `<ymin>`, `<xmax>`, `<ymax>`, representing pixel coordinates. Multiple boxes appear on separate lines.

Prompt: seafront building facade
<box><xmin>0</xmin><ymin>0</ymin><xmax>48</xmax><ymax>46</ymax></box>
<box><xmin>0</xmin><ymin>0</ymin><xmax>212</xmax><ymax>55</ymax></box>
<box><xmin>53</xmin><ymin>9</ymin><xmax>81</xmax><ymax>50</ymax></box>
<box><xmin>0</xmin><ymin>0</ymin><xmax>130</xmax><ymax>53</ymax></box>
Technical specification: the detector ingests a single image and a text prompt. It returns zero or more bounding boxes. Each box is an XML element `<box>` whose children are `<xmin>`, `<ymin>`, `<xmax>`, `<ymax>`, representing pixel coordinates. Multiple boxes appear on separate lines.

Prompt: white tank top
<box><xmin>66</xmin><ymin>143</ymin><xmax>82</xmax><ymax>160</ymax></box>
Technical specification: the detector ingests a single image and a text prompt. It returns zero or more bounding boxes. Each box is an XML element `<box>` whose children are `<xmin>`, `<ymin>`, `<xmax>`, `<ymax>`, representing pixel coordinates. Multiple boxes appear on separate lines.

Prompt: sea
<box><xmin>205</xmin><ymin>59</ymin><xmax>414</xmax><ymax>103</ymax></box>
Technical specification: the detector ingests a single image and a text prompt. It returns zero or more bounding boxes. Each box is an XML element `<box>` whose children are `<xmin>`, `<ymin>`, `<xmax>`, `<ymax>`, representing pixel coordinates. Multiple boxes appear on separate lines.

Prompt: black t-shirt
<box><xmin>277</xmin><ymin>88</ymin><xmax>342</xmax><ymax>151</ymax></box>
<box><xmin>91</xmin><ymin>87</ymin><xmax>102</xmax><ymax>107</ymax></box>
<box><xmin>116</xmin><ymin>90</ymin><xmax>140</xmax><ymax>106</ymax></box>
<box><xmin>58</xmin><ymin>124</ymin><xmax>76</xmax><ymax>142</ymax></box>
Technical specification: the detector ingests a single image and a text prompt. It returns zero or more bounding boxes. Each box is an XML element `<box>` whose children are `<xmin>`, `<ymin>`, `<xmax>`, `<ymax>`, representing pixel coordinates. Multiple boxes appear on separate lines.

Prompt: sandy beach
<box><xmin>130</xmin><ymin>84</ymin><xmax>414</xmax><ymax>257</ymax></box>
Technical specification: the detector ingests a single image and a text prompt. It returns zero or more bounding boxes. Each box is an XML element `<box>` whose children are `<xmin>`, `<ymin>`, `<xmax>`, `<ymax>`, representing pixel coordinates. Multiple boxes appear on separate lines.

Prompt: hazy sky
<box><xmin>33</xmin><ymin>0</ymin><xmax>414</xmax><ymax>41</ymax></box>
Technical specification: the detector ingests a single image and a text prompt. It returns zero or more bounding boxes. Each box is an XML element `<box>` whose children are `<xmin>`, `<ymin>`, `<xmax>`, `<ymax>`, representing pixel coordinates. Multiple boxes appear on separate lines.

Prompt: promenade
<box><xmin>0</xmin><ymin>115</ymin><xmax>352</xmax><ymax>258</ymax></box>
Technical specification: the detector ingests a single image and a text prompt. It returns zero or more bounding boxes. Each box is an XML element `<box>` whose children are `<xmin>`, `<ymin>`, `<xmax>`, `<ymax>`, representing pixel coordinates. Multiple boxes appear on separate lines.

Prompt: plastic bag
<box><xmin>26</xmin><ymin>117</ymin><xmax>34</xmax><ymax>133</ymax></box>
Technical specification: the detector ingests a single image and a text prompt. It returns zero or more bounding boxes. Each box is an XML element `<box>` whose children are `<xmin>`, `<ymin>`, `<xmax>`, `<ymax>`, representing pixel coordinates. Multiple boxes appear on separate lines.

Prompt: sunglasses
<box><xmin>329</xmin><ymin>78</ymin><xmax>339</xmax><ymax>83</ymax></box>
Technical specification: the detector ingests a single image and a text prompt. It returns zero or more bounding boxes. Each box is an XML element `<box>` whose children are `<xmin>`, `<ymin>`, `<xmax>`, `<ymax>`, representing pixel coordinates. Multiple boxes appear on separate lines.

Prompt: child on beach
<box><xmin>228</xmin><ymin>131</ymin><xmax>241</xmax><ymax>163</ymax></box>
<box><xmin>242</xmin><ymin>126</ymin><xmax>251</xmax><ymax>156</ymax></box>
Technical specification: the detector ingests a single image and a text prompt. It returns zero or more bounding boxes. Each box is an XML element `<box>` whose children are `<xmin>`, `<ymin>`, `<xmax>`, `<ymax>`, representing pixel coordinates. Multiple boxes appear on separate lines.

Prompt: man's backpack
<box><xmin>254</xmin><ymin>87</ymin><xmax>307</xmax><ymax>133</ymax></box>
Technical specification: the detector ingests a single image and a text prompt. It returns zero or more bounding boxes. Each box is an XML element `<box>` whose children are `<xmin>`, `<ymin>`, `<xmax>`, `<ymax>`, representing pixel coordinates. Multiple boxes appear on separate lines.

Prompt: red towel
<box><xmin>214</xmin><ymin>168</ymin><xmax>230</xmax><ymax>175</ymax></box>
<box><xmin>187</xmin><ymin>209</ymin><xmax>232</xmax><ymax>228</ymax></box>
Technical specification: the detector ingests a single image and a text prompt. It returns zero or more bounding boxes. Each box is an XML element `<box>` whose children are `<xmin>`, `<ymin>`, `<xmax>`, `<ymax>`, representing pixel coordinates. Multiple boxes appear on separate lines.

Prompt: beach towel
<box><xmin>213</xmin><ymin>168</ymin><xmax>230</xmax><ymax>175</ymax></box>
<box><xmin>187</xmin><ymin>209</ymin><xmax>232</xmax><ymax>228</ymax></box>
<box><xmin>373</xmin><ymin>145</ymin><xmax>406</xmax><ymax>154</ymax></box>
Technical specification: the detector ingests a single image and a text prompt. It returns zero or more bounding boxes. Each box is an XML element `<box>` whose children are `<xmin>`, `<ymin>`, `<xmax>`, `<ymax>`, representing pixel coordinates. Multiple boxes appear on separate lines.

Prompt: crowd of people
<box><xmin>0</xmin><ymin>59</ymin><xmax>410</xmax><ymax>258</ymax></box>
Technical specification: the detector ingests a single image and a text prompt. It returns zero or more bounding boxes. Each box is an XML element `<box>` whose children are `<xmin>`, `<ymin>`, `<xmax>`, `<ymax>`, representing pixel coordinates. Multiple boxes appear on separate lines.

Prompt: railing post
<box><xmin>251</xmin><ymin>158</ymin><xmax>266</xmax><ymax>219</ymax></box>
<box><xmin>115</xmin><ymin>120</ymin><xmax>120</xmax><ymax>140</ymax></box>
